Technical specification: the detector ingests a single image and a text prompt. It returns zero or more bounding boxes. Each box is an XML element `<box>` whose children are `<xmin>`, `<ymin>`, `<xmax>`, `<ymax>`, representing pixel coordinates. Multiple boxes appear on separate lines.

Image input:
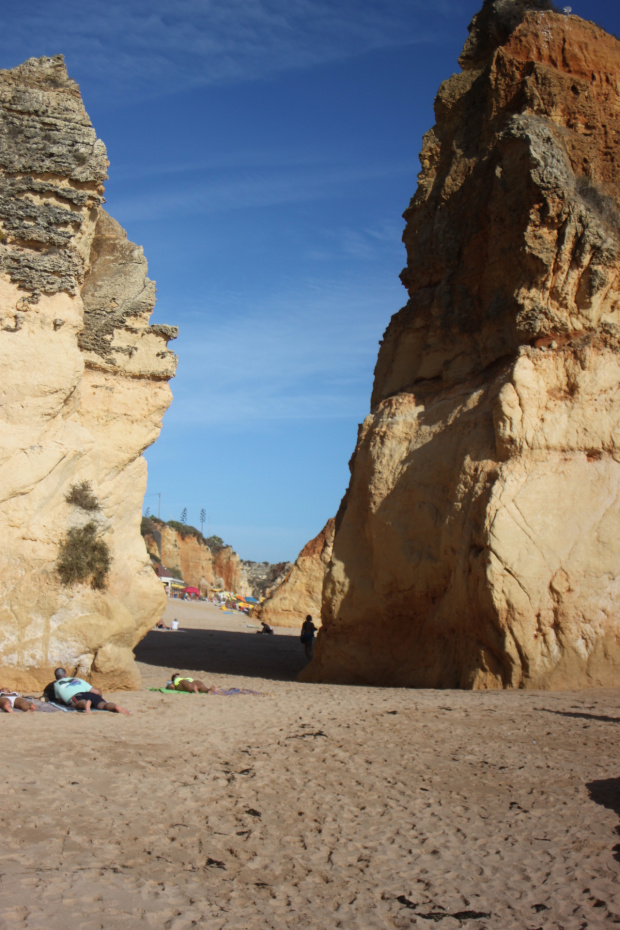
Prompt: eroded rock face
<box><xmin>304</xmin><ymin>3</ymin><xmax>620</xmax><ymax>689</ymax></box>
<box><xmin>260</xmin><ymin>519</ymin><xmax>334</xmax><ymax>629</ymax></box>
<box><xmin>0</xmin><ymin>56</ymin><xmax>177</xmax><ymax>690</ymax></box>
<box><xmin>144</xmin><ymin>522</ymin><xmax>243</xmax><ymax>594</ymax></box>
<box><xmin>143</xmin><ymin>521</ymin><xmax>290</xmax><ymax>597</ymax></box>
<box><xmin>241</xmin><ymin>560</ymin><xmax>292</xmax><ymax>600</ymax></box>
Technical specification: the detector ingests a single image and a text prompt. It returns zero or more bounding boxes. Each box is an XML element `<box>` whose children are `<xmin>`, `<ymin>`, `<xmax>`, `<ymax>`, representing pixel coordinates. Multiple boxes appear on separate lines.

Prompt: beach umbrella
<box><xmin>184</xmin><ymin>586</ymin><xmax>201</xmax><ymax>596</ymax></box>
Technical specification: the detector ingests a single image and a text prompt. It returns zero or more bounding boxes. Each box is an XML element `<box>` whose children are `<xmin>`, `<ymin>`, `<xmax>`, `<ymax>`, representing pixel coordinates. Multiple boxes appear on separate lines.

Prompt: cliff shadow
<box><xmin>586</xmin><ymin>777</ymin><xmax>620</xmax><ymax>863</ymax></box>
<box><xmin>134</xmin><ymin>627</ymin><xmax>307</xmax><ymax>683</ymax></box>
<box><xmin>538</xmin><ymin>708</ymin><xmax>620</xmax><ymax>724</ymax></box>
<box><xmin>318</xmin><ymin>385</ymin><xmax>505</xmax><ymax>687</ymax></box>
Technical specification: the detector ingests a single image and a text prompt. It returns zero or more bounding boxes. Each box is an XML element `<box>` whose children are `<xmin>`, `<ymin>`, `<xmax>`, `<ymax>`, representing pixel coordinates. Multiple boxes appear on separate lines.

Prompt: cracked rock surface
<box><xmin>0</xmin><ymin>55</ymin><xmax>177</xmax><ymax>691</ymax></box>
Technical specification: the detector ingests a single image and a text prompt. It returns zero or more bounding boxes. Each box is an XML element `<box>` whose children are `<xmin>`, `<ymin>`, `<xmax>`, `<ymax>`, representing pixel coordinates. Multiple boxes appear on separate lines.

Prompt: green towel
<box><xmin>148</xmin><ymin>687</ymin><xmax>192</xmax><ymax>694</ymax></box>
<box><xmin>148</xmin><ymin>686</ymin><xmax>261</xmax><ymax>696</ymax></box>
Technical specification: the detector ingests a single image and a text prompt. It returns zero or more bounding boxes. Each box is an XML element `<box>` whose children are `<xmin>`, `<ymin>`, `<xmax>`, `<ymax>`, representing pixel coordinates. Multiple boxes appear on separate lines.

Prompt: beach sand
<box><xmin>1</xmin><ymin>599</ymin><xmax>619</xmax><ymax>929</ymax></box>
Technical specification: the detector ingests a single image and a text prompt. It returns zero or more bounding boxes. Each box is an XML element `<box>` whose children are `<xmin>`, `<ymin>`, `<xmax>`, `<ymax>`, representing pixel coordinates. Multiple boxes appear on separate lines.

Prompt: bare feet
<box><xmin>0</xmin><ymin>698</ymin><xmax>13</xmax><ymax>713</ymax></box>
<box><xmin>109</xmin><ymin>703</ymin><xmax>130</xmax><ymax>715</ymax></box>
<box><xmin>84</xmin><ymin>700</ymin><xmax>91</xmax><ymax>714</ymax></box>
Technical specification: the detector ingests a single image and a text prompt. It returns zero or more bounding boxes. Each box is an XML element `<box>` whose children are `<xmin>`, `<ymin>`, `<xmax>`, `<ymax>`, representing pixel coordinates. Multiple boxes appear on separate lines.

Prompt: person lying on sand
<box><xmin>0</xmin><ymin>688</ymin><xmax>37</xmax><ymax>713</ymax></box>
<box><xmin>168</xmin><ymin>674</ymin><xmax>214</xmax><ymax>694</ymax></box>
<box><xmin>53</xmin><ymin>668</ymin><xmax>130</xmax><ymax>715</ymax></box>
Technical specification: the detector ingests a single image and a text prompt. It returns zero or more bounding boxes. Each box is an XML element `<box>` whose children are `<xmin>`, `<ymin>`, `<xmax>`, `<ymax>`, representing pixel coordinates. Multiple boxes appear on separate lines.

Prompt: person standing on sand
<box><xmin>300</xmin><ymin>615</ymin><xmax>317</xmax><ymax>659</ymax></box>
<box><xmin>52</xmin><ymin>668</ymin><xmax>130</xmax><ymax>715</ymax></box>
<box><xmin>0</xmin><ymin>688</ymin><xmax>37</xmax><ymax>712</ymax></box>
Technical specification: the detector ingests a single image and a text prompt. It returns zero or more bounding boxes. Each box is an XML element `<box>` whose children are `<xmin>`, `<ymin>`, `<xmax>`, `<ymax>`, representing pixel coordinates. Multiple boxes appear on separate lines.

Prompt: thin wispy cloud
<box><xmin>111</xmin><ymin>158</ymin><xmax>414</xmax><ymax>221</ymax></box>
<box><xmin>303</xmin><ymin>219</ymin><xmax>405</xmax><ymax>264</ymax></box>
<box><xmin>162</xmin><ymin>273</ymin><xmax>402</xmax><ymax>429</ymax></box>
<box><xmin>0</xmin><ymin>0</ymin><xmax>463</xmax><ymax>102</ymax></box>
<box><xmin>110</xmin><ymin>149</ymin><xmax>376</xmax><ymax>183</ymax></box>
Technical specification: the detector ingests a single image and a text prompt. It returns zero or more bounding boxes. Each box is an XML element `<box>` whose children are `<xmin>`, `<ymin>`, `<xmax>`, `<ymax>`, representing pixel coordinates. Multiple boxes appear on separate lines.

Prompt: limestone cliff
<box><xmin>143</xmin><ymin>520</ymin><xmax>243</xmax><ymax>594</ymax></box>
<box><xmin>304</xmin><ymin>2</ymin><xmax>620</xmax><ymax>689</ymax></box>
<box><xmin>143</xmin><ymin>520</ymin><xmax>290</xmax><ymax>597</ymax></box>
<box><xmin>0</xmin><ymin>56</ymin><xmax>177</xmax><ymax>690</ymax></box>
<box><xmin>259</xmin><ymin>520</ymin><xmax>334</xmax><ymax>628</ymax></box>
<box><xmin>241</xmin><ymin>560</ymin><xmax>292</xmax><ymax>600</ymax></box>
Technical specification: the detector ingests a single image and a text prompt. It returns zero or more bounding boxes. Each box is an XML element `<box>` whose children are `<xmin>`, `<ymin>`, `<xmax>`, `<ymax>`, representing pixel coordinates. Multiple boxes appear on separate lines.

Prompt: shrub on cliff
<box><xmin>57</xmin><ymin>522</ymin><xmax>111</xmax><ymax>590</ymax></box>
<box><xmin>165</xmin><ymin>520</ymin><xmax>228</xmax><ymax>550</ymax></box>
<box><xmin>65</xmin><ymin>480</ymin><xmax>99</xmax><ymax>511</ymax></box>
<box><xmin>138</xmin><ymin>516</ymin><xmax>229</xmax><ymax>552</ymax></box>
<box><xmin>166</xmin><ymin>519</ymin><xmax>200</xmax><ymax>540</ymax></box>
<box><xmin>205</xmin><ymin>534</ymin><xmax>226</xmax><ymax>552</ymax></box>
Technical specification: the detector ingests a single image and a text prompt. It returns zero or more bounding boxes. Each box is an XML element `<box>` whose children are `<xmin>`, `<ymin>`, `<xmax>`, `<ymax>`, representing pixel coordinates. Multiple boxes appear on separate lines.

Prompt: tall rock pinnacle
<box><xmin>0</xmin><ymin>56</ymin><xmax>177</xmax><ymax>690</ymax></box>
<box><xmin>303</xmin><ymin>3</ymin><xmax>620</xmax><ymax>689</ymax></box>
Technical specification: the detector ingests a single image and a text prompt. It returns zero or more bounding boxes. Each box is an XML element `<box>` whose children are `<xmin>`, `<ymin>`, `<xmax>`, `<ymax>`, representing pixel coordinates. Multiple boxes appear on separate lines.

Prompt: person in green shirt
<box><xmin>53</xmin><ymin>668</ymin><xmax>130</xmax><ymax>714</ymax></box>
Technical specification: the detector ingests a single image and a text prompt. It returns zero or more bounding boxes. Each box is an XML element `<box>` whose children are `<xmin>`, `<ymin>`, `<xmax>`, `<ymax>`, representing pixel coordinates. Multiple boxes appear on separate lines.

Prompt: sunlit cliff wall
<box><xmin>303</xmin><ymin>2</ymin><xmax>620</xmax><ymax>689</ymax></box>
<box><xmin>0</xmin><ymin>56</ymin><xmax>177</xmax><ymax>690</ymax></box>
<box><xmin>259</xmin><ymin>519</ymin><xmax>334</xmax><ymax>629</ymax></box>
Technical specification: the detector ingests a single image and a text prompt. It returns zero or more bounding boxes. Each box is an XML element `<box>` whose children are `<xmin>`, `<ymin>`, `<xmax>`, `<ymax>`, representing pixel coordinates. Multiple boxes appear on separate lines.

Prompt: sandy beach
<box><xmin>1</xmin><ymin>599</ymin><xmax>619</xmax><ymax>929</ymax></box>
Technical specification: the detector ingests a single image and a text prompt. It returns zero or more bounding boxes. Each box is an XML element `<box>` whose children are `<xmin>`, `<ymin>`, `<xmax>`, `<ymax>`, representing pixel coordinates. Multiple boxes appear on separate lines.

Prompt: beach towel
<box><xmin>28</xmin><ymin>699</ymin><xmax>62</xmax><ymax>713</ymax></box>
<box><xmin>46</xmin><ymin>700</ymin><xmax>79</xmax><ymax>712</ymax></box>
<box><xmin>149</xmin><ymin>687</ymin><xmax>261</xmax><ymax>696</ymax></box>
<box><xmin>213</xmin><ymin>687</ymin><xmax>261</xmax><ymax>696</ymax></box>
<box><xmin>149</xmin><ymin>687</ymin><xmax>190</xmax><ymax>694</ymax></box>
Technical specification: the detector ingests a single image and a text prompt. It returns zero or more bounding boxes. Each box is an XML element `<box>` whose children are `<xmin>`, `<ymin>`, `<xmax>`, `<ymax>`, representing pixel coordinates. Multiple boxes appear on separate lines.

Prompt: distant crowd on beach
<box><xmin>162</xmin><ymin>588</ymin><xmax>261</xmax><ymax>617</ymax></box>
<box><xmin>2</xmin><ymin>613</ymin><xmax>319</xmax><ymax>716</ymax></box>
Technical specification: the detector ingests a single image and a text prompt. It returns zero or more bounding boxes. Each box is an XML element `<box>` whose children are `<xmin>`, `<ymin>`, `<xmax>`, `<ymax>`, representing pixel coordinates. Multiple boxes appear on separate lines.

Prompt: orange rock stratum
<box><xmin>303</xmin><ymin>1</ymin><xmax>620</xmax><ymax>689</ymax></box>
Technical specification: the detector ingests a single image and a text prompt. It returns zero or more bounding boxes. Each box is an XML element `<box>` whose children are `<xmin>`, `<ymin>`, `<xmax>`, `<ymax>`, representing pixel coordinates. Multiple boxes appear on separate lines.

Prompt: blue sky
<box><xmin>2</xmin><ymin>0</ymin><xmax>618</xmax><ymax>561</ymax></box>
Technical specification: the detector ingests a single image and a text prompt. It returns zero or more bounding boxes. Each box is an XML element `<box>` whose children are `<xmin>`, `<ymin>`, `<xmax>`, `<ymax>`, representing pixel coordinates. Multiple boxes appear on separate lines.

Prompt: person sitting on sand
<box><xmin>0</xmin><ymin>688</ymin><xmax>37</xmax><ymax>713</ymax></box>
<box><xmin>155</xmin><ymin>619</ymin><xmax>170</xmax><ymax>630</ymax></box>
<box><xmin>53</xmin><ymin>668</ymin><xmax>130</xmax><ymax>715</ymax></box>
<box><xmin>168</xmin><ymin>673</ymin><xmax>214</xmax><ymax>694</ymax></box>
<box><xmin>258</xmin><ymin>621</ymin><xmax>274</xmax><ymax>635</ymax></box>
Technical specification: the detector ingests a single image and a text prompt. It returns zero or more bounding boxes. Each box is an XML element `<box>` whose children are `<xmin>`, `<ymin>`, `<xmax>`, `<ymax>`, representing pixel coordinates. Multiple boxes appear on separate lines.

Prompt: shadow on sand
<box><xmin>538</xmin><ymin>708</ymin><xmax>620</xmax><ymax>724</ymax></box>
<box><xmin>134</xmin><ymin>627</ymin><xmax>307</xmax><ymax>683</ymax></box>
<box><xmin>587</xmin><ymin>777</ymin><xmax>620</xmax><ymax>863</ymax></box>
